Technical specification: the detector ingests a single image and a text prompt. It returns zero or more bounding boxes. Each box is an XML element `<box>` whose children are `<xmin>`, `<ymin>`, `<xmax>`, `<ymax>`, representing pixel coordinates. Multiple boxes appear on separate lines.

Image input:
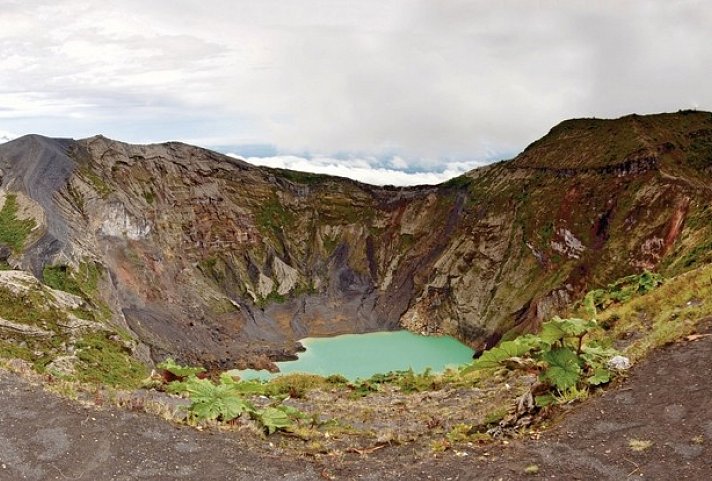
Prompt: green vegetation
<box><xmin>180</xmin><ymin>377</ymin><xmax>255</xmax><ymax>422</ymax></box>
<box><xmin>465</xmin><ymin>316</ymin><xmax>617</xmax><ymax>405</ymax></box>
<box><xmin>399</xmin><ymin>233</ymin><xmax>416</xmax><ymax>252</ymax></box>
<box><xmin>255</xmin><ymin>194</ymin><xmax>294</xmax><ymax>235</ymax></box>
<box><xmin>43</xmin><ymin>265</ymin><xmax>82</xmax><ymax>295</ymax></box>
<box><xmin>687</xmin><ymin>129</ymin><xmax>712</xmax><ymax>170</ymax></box>
<box><xmin>470</xmin><ymin>267</ymin><xmax>705</xmax><ymax>410</ymax></box>
<box><xmin>0</xmin><ymin>339</ymin><xmax>33</xmax><ymax>361</ymax></box>
<box><xmin>0</xmin><ymin>194</ymin><xmax>36</xmax><ymax>252</ymax></box>
<box><xmin>482</xmin><ymin>407</ymin><xmax>509</xmax><ymax>425</ymax></box>
<box><xmin>591</xmin><ymin>263</ymin><xmax>712</xmax><ymax>361</ymax></box>
<box><xmin>256</xmin><ymin>289</ymin><xmax>286</xmax><ymax>308</ymax></box>
<box><xmin>274</xmin><ymin>169</ymin><xmax>332</xmax><ymax>185</ymax></box>
<box><xmin>441</xmin><ymin>174</ymin><xmax>472</xmax><ymax>189</ymax></box>
<box><xmin>157</xmin><ymin>357</ymin><xmax>206</xmax><ymax>379</ymax></box>
<box><xmin>0</xmin><ymin>283</ymin><xmax>72</xmax><ymax>372</ymax></box>
<box><xmin>43</xmin><ymin>262</ymin><xmax>103</xmax><ymax>298</ymax></box>
<box><xmin>255</xmin><ymin>282</ymin><xmax>318</xmax><ymax>309</ymax></box>
<box><xmin>74</xmin><ymin>332</ymin><xmax>148</xmax><ymax>388</ymax></box>
<box><xmin>676</xmin><ymin>239</ymin><xmax>712</xmax><ymax>271</ymax></box>
<box><xmin>42</xmin><ymin>261</ymin><xmax>111</xmax><ymax>320</ymax></box>
<box><xmin>79</xmin><ymin>167</ymin><xmax>112</xmax><ymax>197</ymax></box>
<box><xmin>321</xmin><ymin>201</ymin><xmax>376</xmax><ymax>226</ymax></box>
<box><xmin>65</xmin><ymin>181</ymin><xmax>86</xmax><ymax>215</ymax></box>
<box><xmin>261</xmin><ymin>373</ymin><xmax>326</xmax><ymax>398</ymax></box>
<box><xmin>322</xmin><ymin>234</ymin><xmax>340</xmax><ymax>255</ymax></box>
<box><xmin>0</xmin><ymin>285</ymin><xmax>66</xmax><ymax>330</ymax></box>
<box><xmin>582</xmin><ymin>271</ymin><xmax>663</xmax><ymax>316</ymax></box>
<box><xmin>0</xmin><ymin>266</ymin><xmax>142</xmax><ymax>387</ymax></box>
<box><xmin>539</xmin><ymin>221</ymin><xmax>554</xmax><ymax>242</ymax></box>
<box><xmin>157</xmin><ymin>361</ymin><xmax>308</xmax><ymax>434</ymax></box>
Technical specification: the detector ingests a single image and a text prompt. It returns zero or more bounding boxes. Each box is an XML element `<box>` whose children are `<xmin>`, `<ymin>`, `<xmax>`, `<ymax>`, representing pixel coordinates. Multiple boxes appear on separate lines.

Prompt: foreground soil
<box><xmin>1</xmin><ymin>322</ymin><xmax>711</xmax><ymax>480</ymax></box>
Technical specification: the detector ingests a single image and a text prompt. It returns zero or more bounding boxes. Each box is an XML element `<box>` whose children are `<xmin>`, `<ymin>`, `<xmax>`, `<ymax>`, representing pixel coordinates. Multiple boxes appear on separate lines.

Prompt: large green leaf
<box><xmin>157</xmin><ymin>357</ymin><xmax>205</xmax><ymax>378</ymax></box>
<box><xmin>539</xmin><ymin>317</ymin><xmax>598</xmax><ymax>345</ymax></box>
<box><xmin>218</xmin><ymin>373</ymin><xmax>267</xmax><ymax>395</ymax></box>
<box><xmin>540</xmin><ymin>348</ymin><xmax>582</xmax><ymax>390</ymax></box>
<box><xmin>587</xmin><ymin>368</ymin><xmax>612</xmax><ymax>386</ymax></box>
<box><xmin>187</xmin><ymin>379</ymin><xmax>254</xmax><ymax>421</ymax></box>
<box><xmin>580</xmin><ymin>344</ymin><xmax>619</xmax><ymax>367</ymax></box>
<box><xmin>535</xmin><ymin>393</ymin><xmax>557</xmax><ymax>407</ymax></box>
<box><xmin>257</xmin><ymin>407</ymin><xmax>293</xmax><ymax>434</ymax></box>
<box><xmin>464</xmin><ymin>337</ymin><xmax>538</xmax><ymax>371</ymax></box>
<box><xmin>166</xmin><ymin>374</ymin><xmax>209</xmax><ymax>396</ymax></box>
<box><xmin>165</xmin><ymin>378</ymin><xmax>192</xmax><ymax>395</ymax></box>
<box><xmin>636</xmin><ymin>271</ymin><xmax>664</xmax><ymax>294</ymax></box>
<box><xmin>275</xmin><ymin>404</ymin><xmax>309</xmax><ymax>420</ymax></box>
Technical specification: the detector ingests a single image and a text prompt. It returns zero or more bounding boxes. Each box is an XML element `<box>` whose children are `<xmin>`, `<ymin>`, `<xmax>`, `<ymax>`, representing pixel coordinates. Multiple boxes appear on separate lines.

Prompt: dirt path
<box><xmin>2</xmin><ymin>322</ymin><xmax>711</xmax><ymax>481</ymax></box>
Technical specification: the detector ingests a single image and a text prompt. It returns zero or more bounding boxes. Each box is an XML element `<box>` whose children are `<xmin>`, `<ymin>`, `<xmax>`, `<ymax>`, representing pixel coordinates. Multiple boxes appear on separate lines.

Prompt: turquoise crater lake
<box><xmin>232</xmin><ymin>331</ymin><xmax>475</xmax><ymax>381</ymax></box>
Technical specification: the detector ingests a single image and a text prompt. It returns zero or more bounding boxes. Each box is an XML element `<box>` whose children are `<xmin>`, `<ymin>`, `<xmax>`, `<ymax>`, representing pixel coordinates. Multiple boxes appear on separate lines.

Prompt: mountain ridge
<box><xmin>0</xmin><ymin>110</ymin><xmax>711</xmax><ymax>369</ymax></box>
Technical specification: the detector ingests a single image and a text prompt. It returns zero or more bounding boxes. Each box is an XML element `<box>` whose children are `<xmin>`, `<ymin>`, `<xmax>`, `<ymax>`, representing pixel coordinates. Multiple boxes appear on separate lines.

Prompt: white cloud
<box><xmin>231</xmin><ymin>154</ymin><xmax>482</xmax><ymax>186</ymax></box>
<box><xmin>0</xmin><ymin>129</ymin><xmax>18</xmax><ymax>143</ymax></box>
<box><xmin>0</xmin><ymin>0</ymin><xmax>710</xmax><ymax>172</ymax></box>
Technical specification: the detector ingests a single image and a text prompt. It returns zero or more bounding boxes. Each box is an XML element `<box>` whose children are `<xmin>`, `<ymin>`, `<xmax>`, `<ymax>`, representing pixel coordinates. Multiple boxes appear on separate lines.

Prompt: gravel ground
<box><xmin>1</xmin><ymin>320</ymin><xmax>711</xmax><ymax>480</ymax></box>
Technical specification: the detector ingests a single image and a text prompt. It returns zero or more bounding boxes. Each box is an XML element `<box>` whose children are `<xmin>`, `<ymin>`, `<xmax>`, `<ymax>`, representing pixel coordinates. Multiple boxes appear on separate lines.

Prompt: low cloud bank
<box><xmin>231</xmin><ymin>154</ymin><xmax>485</xmax><ymax>186</ymax></box>
<box><xmin>0</xmin><ymin>130</ymin><xmax>18</xmax><ymax>143</ymax></box>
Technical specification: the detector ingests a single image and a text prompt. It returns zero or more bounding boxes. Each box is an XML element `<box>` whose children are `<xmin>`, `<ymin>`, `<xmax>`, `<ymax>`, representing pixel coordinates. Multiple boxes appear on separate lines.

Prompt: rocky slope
<box><xmin>0</xmin><ymin>110</ymin><xmax>711</xmax><ymax>370</ymax></box>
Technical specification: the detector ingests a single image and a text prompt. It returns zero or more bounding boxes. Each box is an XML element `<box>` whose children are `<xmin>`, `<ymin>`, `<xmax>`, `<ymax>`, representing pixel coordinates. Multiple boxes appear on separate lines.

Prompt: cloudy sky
<box><xmin>1</xmin><ymin>1</ymin><xmax>710</xmax><ymax>185</ymax></box>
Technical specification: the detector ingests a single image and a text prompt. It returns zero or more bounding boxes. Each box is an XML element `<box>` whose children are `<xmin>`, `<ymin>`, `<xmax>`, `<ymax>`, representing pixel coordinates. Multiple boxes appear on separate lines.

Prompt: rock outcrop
<box><xmin>1</xmin><ymin>111</ymin><xmax>711</xmax><ymax>369</ymax></box>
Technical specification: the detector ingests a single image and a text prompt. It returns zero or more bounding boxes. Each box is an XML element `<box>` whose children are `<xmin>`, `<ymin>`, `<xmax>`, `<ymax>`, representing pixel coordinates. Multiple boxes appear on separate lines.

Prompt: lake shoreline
<box><xmin>231</xmin><ymin>330</ymin><xmax>474</xmax><ymax>381</ymax></box>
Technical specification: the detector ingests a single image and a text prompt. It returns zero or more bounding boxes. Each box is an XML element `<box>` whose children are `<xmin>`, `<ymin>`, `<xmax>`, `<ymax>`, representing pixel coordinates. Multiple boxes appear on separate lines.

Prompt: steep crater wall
<box><xmin>1</xmin><ymin>110</ymin><xmax>711</xmax><ymax>369</ymax></box>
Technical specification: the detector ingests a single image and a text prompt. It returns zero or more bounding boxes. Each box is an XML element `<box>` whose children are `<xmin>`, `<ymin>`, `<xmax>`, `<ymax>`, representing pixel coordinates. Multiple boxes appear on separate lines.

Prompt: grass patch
<box><xmin>440</xmin><ymin>174</ymin><xmax>472</xmax><ymax>189</ymax></box>
<box><xmin>323</xmin><ymin>234</ymin><xmax>340</xmax><ymax>255</ymax></box>
<box><xmin>676</xmin><ymin>238</ymin><xmax>712</xmax><ymax>271</ymax></box>
<box><xmin>255</xmin><ymin>194</ymin><xmax>294</xmax><ymax>236</ymax></box>
<box><xmin>0</xmin><ymin>285</ymin><xmax>70</xmax><ymax>370</ymax></box>
<box><xmin>274</xmin><ymin>169</ymin><xmax>332</xmax><ymax>185</ymax></box>
<box><xmin>588</xmin><ymin>264</ymin><xmax>712</xmax><ymax>361</ymax></box>
<box><xmin>0</xmin><ymin>285</ymin><xmax>66</xmax><ymax>329</ymax></box>
<box><xmin>393</xmin><ymin>368</ymin><xmax>443</xmax><ymax>393</ymax></box>
<box><xmin>628</xmin><ymin>439</ymin><xmax>653</xmax><ymax>452</ymax></box>
<box><xmin>143</xmin><ymin>189</ymin><xmax>156</xmax><ymax>204</ymax></box>
<box><xmin>43</xmin><ymin>262</ymin><xmax>103</xmax><ymax>298</ymax></box>
<box><xmin>0</xmin><ymin>339</ymin><xmax>34</xmax><ymax>361</ymax></box>
<box><xmin>256</xmin><ymin>290</ymin><xmax>287</xmax><ymax>308</ymax></box>
<box><xmin>79</xmin><ymin>167</ymin><xmax>112</xmax><ymax>197</ymax></box>
<box><xmin>483</xmin><ymin>407</ymin><xmax>509</xmax><ymax>425</ymax></box>
<box><xmin>399</xmin><ymin>233</ymin><xmax>416</xmax><ymax>252</ymax></box>
<box><xmin>264</xmin><ymin>373</ymin><xmax>327</xmax><ymax>398</ymax></box>
<box><xmin>42</xmin><ymin>261</ymin><xmax>111</xmax><ymax>320</ymax></box>
<box><xmin>581</xmin><ymin>271</ymin><xmax>663</xmax><ymax>316</ymax></box>
<box><xmin>43</xmin><ymin>265</ymin><xmax>82</xmax><ymax>296</ymax></box>
<box><xmin>0</xmin><ymin>194</ymin><xmax>36</xmax><ymax>252</ymax></box>
<box><xmin>74</xmin><ymin>332</ymin><xmax>148</xmax><ymax>389</ymax></box>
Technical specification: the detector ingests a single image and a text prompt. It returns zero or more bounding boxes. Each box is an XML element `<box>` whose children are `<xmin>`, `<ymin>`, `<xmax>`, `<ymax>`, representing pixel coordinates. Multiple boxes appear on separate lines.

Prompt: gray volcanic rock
<box><xmin>0</xmin><ymin>135</ymin><xmax>75</xmax><ymax>274</ymax></box>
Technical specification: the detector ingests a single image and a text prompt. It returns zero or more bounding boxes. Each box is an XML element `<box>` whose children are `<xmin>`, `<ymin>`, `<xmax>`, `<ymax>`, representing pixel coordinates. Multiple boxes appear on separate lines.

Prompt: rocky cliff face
<box><xmin>1</xmin><ymin>111</ymin><xmax>711</xmax><ymax>369</ymax></box>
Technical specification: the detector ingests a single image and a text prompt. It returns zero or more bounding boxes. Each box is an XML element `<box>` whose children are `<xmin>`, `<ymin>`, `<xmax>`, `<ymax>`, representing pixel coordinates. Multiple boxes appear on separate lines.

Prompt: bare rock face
<box><xmin>0</xmin><ymin>111</ymin><xmax>711</xmax><ymax>368</ymax></box>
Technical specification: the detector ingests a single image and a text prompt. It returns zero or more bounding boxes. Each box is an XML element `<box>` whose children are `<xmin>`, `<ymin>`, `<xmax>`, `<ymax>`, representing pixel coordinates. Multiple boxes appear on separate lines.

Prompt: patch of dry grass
<box><xmin>590</xmin><ymin>264</ymin><xmax>712</xmax><ymax>361</ymax></box>
<box><xmin>628</xmin><ymin>438</ymin><xmax>653</xmax><ymax>452</ymax></box>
